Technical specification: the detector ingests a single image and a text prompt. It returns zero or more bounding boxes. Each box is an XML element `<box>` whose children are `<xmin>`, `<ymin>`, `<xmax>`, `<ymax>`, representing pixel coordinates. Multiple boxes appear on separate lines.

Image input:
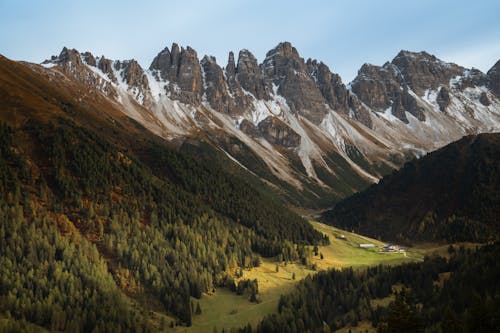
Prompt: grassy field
<box><xmin>171</xmin><ymin>221</ymin><xmax>423</xmax><ymax>333</ymax></box>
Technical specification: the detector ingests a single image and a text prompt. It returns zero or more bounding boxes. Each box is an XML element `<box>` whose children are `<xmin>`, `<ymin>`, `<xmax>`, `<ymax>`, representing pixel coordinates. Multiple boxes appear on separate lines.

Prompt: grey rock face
<box><xmin>257</xmin><ymin>116</ymin><xmax>301</xmax><ymax>147</ymax></box>
<box><xmin>150</xmin><ymin>44</ymin><xmax>203</xmax><ymax>104</ymax></box>
<box><xmin>201</xmin><ymin>55</ymin><xmax>234</xmax><ymax>114</ymax></box>
<box><xmin>391</xmin><ymin>50</ymin><xmax>464</xmax><ymax>95</ymax></box>
<box><xmin>239</xmin><ymin>119</ymin><xmax>259</xmax><ymax>137</ymax></box>
<box><xmin>351</xmin><ymin>63</ymin><xmax>422</xmax><ymax>123</ymax></box>
<box><xmin>82</xmin><ymin>52</ymin><xmax>96</xmax><ymax>67</ymax></box>
<box><xmin>351</xmin><ymin>63</ymin><xmax>401</xmax><ymax>111</ymax></box>
<box><xmin>225</xmin><ymin>51</ymin><xmax>236</xmax><ymax>79</ymax></box>
<box><xmin>351</xmin><ymin>59</ymin><xmax>438</xmax><ymax>123</ymax></box>
<box><xmin>307</xmin><ymin>59</ymin><xmax>373</xmax><ymax>128</ymax></box>
<box><xmin>116</xmin><ymin>60</ymin><xmax>148</xmax><ymax>88</ymax></box>
<box><xmin>262</xmin><ymin>42</ymin><xmax>327</xmax><ymax>124</ymax></box>
<box><xmin>97</xmin><ymin>56</ymin><xmax>115</xmax><ymax>79</ymax></box>
<box><xmin>487</xmin><ymin>60</ymin><xmax>500</xmax><ymax>97</ymax></box>
<box><xmin>307</xmin><ymin>59</ymin><xmax>349</xmax><ymax>113</ymax></box>
<box><xmin>236</xmin><ymin>49</ymin><xmax>269</xmax><ymax>100</ymax></box>
<box><xmin>480</xmin><ymin>92</ymin><xmax>491</xmax><ymax>106</ymax></box>
<box><xmin>347</xmin><ymin>95</ymin><xmax>373</xmax><ymax>128</ymax></box>
<box><xmin>225</xmin><ymin>52</ymin><xmax>252</xmax><ymax>113</ymax></box>
<box><xmin>436</xmin><ymin>86</ymin><xmax>450</xmax><ymax>111</ymax></box>
<box><xmin>454</xmin><ymin>68</ymin><xmax>489</xmax><ymax>90</ymax></box>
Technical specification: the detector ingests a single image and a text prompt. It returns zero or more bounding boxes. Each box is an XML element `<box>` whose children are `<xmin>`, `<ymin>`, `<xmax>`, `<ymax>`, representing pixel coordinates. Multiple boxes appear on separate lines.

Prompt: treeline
<box><xmin>239</xmin><ymin>243</ymin><xmax>499</xmax><ymax>333</ymax></box>
<box><xmin>0</xmin><ymin>119</ymin><xmax>325</xmax><ymax>329</ymax></box>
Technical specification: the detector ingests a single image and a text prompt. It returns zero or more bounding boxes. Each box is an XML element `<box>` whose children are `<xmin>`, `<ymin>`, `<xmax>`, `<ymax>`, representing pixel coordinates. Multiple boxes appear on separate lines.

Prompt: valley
<box><xmin>173</xmin><ymin>222</ymin><xmax>423</xmax><ymax>333</ymax></box>
<box><xmin>0</xmin><ymin>12</ymin><xmax>498</xmax><ymax>332</ymax></box>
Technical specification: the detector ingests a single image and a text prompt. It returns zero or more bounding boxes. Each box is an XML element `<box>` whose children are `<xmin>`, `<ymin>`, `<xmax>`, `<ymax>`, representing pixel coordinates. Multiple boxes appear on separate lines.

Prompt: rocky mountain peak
<box><xmin>57</xmin><ymin>47</ymin><xmax>81</xmax><ymax>63</ymax></box>
<box><xmin>149</xmin><ymin>43</ymin><xmax>203</xmax><ymax>105</ymax></box>
<box><xmin>30</xmin><ymin>43</ymin><xmax>500</xmax><ymax>199</ymax></box>
<box><xmin>351</xmin><ymin>63</ymin><xmax>402</xmax><ymax>112</ymax></box>
<box><xmin>262</xmin><ymin>41</ymin><xmax>304</xmax><ymax>82</ymax></box>
<box><xmin>262</xmin><ymin>42</ymin><xmax>327</xmax><ymax>123</ymax></box>
<box><xmin>224</xmin><ymin>51</ymin><xmax>252</xmax><ymax>112</ymax></box>
<box><xmin>307</xmin><ymin>59</ymin><xmax>349</xmax><ymax>113</ymax></box>
<box><xmin>43</xmin><ymin>47</ymin><xmax>115</xmax><ymax>95</ymax></box>
<box><xmin>81</xmin><ymin>51</ymin><xmax>96</xmax><ymax>67</ymax></box>
<box><xmin>116</xmin><ymin>60</ymin><xmax>149</xmax><ymax>93</ymax></box>
<box><xmin>487</xmin><ymin>59</ymin><xmax>500</xmax><ymax>97</ymax></box>
<box><xmin>452</xmin><ymin>68</ymin><xmax>489</xmax><ymax>91</ymax></box>
<box><xmin>225</xmin><ymin>51</ymin><xmax>236</xmax><ymax>78</ymax></box>
<box><xmin>351</xmin><ymin>52</ymin><xmax>469</xmax><ymax>123</ymax></box>
<box><xmin>97</xmin><ymin>56</ymin><xmax>116</xmax><ymax>81</ymax></box>
<box><xmin>201</xmin><ymin>55</ymin><xmax>236</xmax><ymax>114</ymax></box>
<box><xmin>391</xmin><ymin>50</ymin><xmax>465</xmax><ymax>95</ymax></box>
<box><xmin>236</xmin><ymin>49</ymin><xmax>269</xmax><ymax>100</ymax></box>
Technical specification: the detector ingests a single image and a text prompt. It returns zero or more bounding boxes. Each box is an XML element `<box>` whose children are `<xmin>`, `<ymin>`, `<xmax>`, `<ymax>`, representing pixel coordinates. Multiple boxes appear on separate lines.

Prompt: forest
<box><xmin>0</xmin><ymin>120</ymin><xmax>325</xmax><ymax>331</ymax></box>
<box><xmin>240</xmin><ymin>243</ymin><xmax>499</xmax><ymax>333</ymax></box>
<box><xmin>322</xmin><ymin>133</ymin><xmax>500</xmax><ymax>244</ymax></box>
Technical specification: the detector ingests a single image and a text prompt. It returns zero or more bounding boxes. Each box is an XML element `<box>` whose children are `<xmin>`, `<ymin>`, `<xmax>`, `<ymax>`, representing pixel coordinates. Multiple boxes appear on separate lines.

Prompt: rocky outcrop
<box><xmin>351</xmin><ymin>63</ymin><xmax>419</xmax><ymax>123</ymax></box>
<box><xmin>82</xmin><ymin>52</ymin><xmax>96</xmax><ymax>67</ymax></box>
<box><xmin>351</xmin><ymin>63</ymin><xmax>401</xmax><ymax>111</ymax></box>
<box><xmin>43</xmin><ymin>48</ymin><xmax>117</xmax><ymax>98</ymax></box>
<box><xmin>149</xmin><ymin>44</ymin><xmax>203</xmax><ymax>105</ymax></box>
<box><xmin>480</xmin><ymin>92</ymin><xmax>491</xmax><ymax>106</ymax></box>
<box><xmin>226</xmin><ymin>51</ymin><xmax>236</xmax><ymax>79</ymax></box>
<box><xmin>262</xmin><ymin>42</ymin><xmax>327</xmax><ymax>124</ymax></box>
<box><xmin>116</xmin><ymin>60</ymin><xmax>148</xmax><ymax>88</ymax></box>
<box><xmin>236</xmin><ymin>49</ymin><xmax>269</xmax><ymax>100</ymax></box>
<box><xmin>436</xmin><ymin>86</ymin><xmax>451</xmax><ymax>111</ymax></box>
<box><xmin>224</xmin><ymin>52</ymin><xmax>252</xmax><ymax>112</ymax></box>
<box><xmin>307</xmin><ymin>60</ymin><xmax>349</xmax><ymax>113</ymax></box>
<box><xmin>201</xmin><ymin>55</ymin><xmax>235</xmax><ymax>114</ymax></box>
<box><xmin>454</xmin><ymin>68</ymin><xmax>489</xmax><ymax>90</ymax></box>
<box><xmin>239</xmin><ymin>119</ymin><xmax>259</xmax><ymax>137</ymax></box>
<box><xmin>391</xmin><ymin>50</ymin><xmax>464</xmax><ymax>95</ymax></box>
<box><xmin>240</xmin><ymin>116</ymin><xmax>301</xmax><ymax>148</ymax></box>
<box><xmin>257</xmin><ymin>116</ymin><xmax>301</xmax><ymax>147</ymax></box>
<box><xmin>487</xmin><ymin>60</ymin><xmax>500</xmax><ymax>97</ymax></box>
<box><xmin>307</xmin><ymin>59</ymin><xmax>373</xmax><ymax>128</ymax></box>
<box><xmin>97</xmin><ymin>56</ymin><xmax>116</xmax><ymax>82</ymax></box>
<box><xmin>347</xmin><ymin>95</ymin><xmax>373</xmax><ymax>128</ymax></box>
<box><xmin>351</xmin><ymin>60</ymin><xmax>429</xmax><ymax>123</ymax></box>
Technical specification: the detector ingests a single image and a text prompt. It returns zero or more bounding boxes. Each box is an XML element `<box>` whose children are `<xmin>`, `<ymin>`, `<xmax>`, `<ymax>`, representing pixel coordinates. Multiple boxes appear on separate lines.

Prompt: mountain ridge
<box><xmin>9</xmin><ymin>41</ymin><xmax>500</xmax><ymax>208</ymax></box>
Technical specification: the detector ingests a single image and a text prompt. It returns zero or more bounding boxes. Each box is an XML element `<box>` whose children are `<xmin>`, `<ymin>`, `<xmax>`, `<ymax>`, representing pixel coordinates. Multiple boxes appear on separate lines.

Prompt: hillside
<box><xmin>322</xmin><ymin>133</ymin><xmax>500</xmax><ymax>243</ymax></box>
<box><xmin>0</xmin><ymin>55</ymin><xmax>326</xmax><ymax>331</ymax></box>
<box><xmin>244</xmin><ymin>243</ymin><xmax>500</xmax><ymax>333</ymax></box>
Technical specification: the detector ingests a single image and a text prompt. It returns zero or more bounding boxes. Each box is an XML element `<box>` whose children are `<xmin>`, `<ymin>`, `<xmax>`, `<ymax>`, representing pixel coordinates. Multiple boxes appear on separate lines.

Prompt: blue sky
<box><xmin>1</xmin><ymin>0</ymin><xmax>499</xmax><ymax>82</ymax></box>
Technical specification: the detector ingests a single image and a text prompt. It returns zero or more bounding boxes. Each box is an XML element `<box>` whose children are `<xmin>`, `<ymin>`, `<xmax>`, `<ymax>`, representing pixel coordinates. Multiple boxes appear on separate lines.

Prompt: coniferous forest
<box><xmin>0</xmin><ymin>119</ymin><xmax>326</xmax><ymax>331</ymax></box>
<box><xmin>242</xmin><ymin>243</ymin><xmax>500</xmax><ymax>333</ymax></box>
<box><xmin>1</xmin><ymin>118</ymin><xmax>499</xmax><ymax>332</ymax></box>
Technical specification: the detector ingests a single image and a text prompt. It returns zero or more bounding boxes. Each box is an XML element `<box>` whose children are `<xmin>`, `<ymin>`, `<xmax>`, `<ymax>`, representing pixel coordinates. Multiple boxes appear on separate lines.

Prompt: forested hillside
<box><xmin>243</xmin><ymin>243</ymin><xmax>500</xmax><ymax>333</ymax></box>
<box><xmin>0</xmin><ymin>116</ymin><xmax>325</xmax><ymax>331</ymax></box>
<box><xmin>323</xmin><ymin>133</ymin><xmax>500</xmax><ymax>243</ymax></box>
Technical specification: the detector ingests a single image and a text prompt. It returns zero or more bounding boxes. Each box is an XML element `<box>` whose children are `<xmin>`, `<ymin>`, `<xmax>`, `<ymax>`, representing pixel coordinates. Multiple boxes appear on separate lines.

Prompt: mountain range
<box><xmin>27</xmin><ymin>41</ymin><xmax>500</xmax><ymax>208</ymax></box>
<box><xmin>1</xmin><ymin>41</ymin><xmax>499</xmax><ymax>332</ymax></box>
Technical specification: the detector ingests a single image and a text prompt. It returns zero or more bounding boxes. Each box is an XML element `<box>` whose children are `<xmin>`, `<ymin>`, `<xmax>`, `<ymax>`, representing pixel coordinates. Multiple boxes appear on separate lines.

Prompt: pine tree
<box><xmin>195</xmin><ymin>302</ymin><xmax>202</xmax><ymax>315</ymax></box>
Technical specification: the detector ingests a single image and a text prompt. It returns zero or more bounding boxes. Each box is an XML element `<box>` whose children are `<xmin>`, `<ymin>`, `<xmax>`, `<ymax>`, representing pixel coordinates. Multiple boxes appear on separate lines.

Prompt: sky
<box><xmin>1</xmin><ymin>0</ymin><xmax>499</xmax><ymax>82</ymax></box>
